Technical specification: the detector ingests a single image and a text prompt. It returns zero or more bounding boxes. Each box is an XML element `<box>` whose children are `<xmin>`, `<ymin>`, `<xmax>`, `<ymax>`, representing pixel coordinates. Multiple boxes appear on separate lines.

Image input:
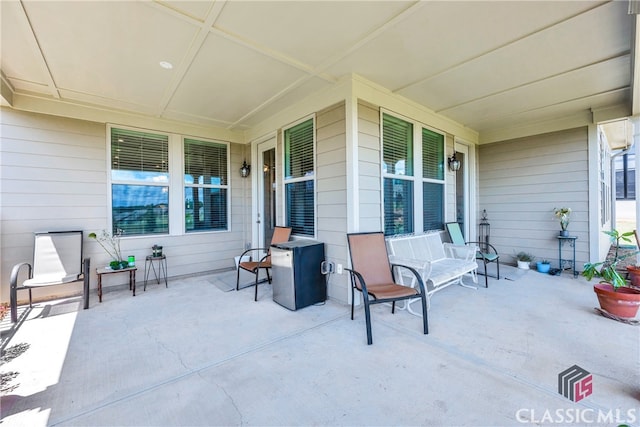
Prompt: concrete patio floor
<box><xmin>1</xmin><ymin>266</ymin><xmax>639</xmax><ymax>426</ymax></box>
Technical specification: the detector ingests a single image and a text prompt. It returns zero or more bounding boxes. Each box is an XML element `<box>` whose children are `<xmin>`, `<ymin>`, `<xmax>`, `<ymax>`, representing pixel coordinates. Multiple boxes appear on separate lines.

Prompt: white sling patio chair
<box><xmin>10</xmin><ymin>231</ymin><xmax>90</xmax><ymax>323</ymax></box>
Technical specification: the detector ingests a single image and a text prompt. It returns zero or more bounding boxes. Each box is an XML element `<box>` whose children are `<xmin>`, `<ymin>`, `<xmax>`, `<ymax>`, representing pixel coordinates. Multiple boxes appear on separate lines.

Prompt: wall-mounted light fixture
<box><xmin>448</xmin><ymin>152</ymin><xmax>461</xmax><ymax>172</ymax></box>
<box><xmin>240</xmin><ymin>160</ymin><xmax>251</xmax><ymax>178</ymax></box>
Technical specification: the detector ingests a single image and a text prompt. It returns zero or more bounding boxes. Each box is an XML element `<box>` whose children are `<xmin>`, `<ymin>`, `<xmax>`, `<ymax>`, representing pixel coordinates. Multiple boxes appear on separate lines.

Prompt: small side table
<box><xmin>96</xmin><ymin>266</ymin><xmax>137</xmax><ymax>302</ymax></box>
<box><xmin>557</xmin><ymin>236</ymin><xmax>578</xmax><ymax>278</ymax></box>
<box><xmin>144</xmin><ymin>255</ymin><xmax>168</xmax><ymax>291</ymax></box>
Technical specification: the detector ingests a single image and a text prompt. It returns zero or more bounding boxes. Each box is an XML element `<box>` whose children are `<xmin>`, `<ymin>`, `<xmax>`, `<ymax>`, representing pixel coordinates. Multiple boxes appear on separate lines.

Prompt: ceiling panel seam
<box><xmin>392</xmin><ymin>1</ymin><xmax>612</xmax><ymax>93</ymax></box>
<box><xmin>435</xmin><ymin>53</ymin><xmax>631</xmax><ymax>114</ymax></box>
<box><xmin>476</xmin><ymin>86</ymin><xmax>629</xmax><ymax>124</ymax></box>
<box><xmin>18</xmin><ymin>0</ymin><xmax>60</xmax><ymax>99</ymax></box>
<box><xmin>227</xmin><ymin>1</ymin><xmax>425</xmax><ymax>128</ymax></box>
<box><xmin>155</xmin><ymin>0</ymin><xmax>227</xmax><ymax>117</ymax></box>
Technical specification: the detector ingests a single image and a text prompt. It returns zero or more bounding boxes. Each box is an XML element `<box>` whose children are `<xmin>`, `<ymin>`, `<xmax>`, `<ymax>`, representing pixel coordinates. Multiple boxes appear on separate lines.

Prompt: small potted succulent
<box><xmin>515</xmin><ymin>252</ymin><xmax>534</xmax><ymax>270</ymax></box>
<box><xmin>536</xmin><ymin>260</ymin><xmax>551</xmax><ymax>274</ymax></box>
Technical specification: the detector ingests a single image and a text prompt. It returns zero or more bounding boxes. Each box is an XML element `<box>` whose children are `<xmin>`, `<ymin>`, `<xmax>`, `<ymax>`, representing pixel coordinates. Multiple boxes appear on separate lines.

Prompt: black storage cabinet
<box><xmin>270</xmin><ymin>240</ymin><xmax>326</xmax><ymax>310</ymax></box>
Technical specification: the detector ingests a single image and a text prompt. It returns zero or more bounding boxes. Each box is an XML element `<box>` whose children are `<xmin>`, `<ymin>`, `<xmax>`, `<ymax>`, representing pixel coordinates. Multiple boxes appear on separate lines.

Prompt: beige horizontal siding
<box><xmin>1</xmin><ymin>107</ymin><xmax>249</xmax><ymax>303</ymax></box>
<box><xmin>315</xmin><ymin>102</ymin><xmax>349</xmax><ymax>302</ymax></box>
<box><xmin>357</xmin><ymin>101</ymin><xmax>382</xmax><ymax>232</ymax></box>
<box><xmin>478</xmin><ymin>127</ymin><xmax>589</xmax><ymax>267</ymax></box>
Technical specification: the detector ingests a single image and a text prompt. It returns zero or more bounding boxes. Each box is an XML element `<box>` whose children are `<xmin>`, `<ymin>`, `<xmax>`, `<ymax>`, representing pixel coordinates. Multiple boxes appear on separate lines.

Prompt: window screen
<box><xmin>422</xmin><ymin>128</ymin><xmax>445</xmax><ymax>232</ymax></box>
<box><xmin>383</xmin><ymin>114</ymin><xmax>413</xmax><ymax>176</ymax></box>
<box><xmin>111</xmin><ymin>128</ymin><xmax>169</xmax><ymax>236</ymax></box>
<box><xmin>422</xmin><ymin>128</ymin><xmax>444</xmax><ymax>180</ymax></box>
<box><xmin>184</xmin><ymin>139</ymin><xmax>229</xmax><ymax>232</ymax></box>
<box><xmin>383</xmin><ymin>114</ymin><xmax>414</xmax><ymax>235</ymax></box>
<box><xmin>384</xmin><ymin>178</ymin><xmax>414</xmax><ymax>235</ymax></box>
<box><xmin>284</xmin><ymin>118</ymin><xmax>315</xmax><ymax>236</ymax></box>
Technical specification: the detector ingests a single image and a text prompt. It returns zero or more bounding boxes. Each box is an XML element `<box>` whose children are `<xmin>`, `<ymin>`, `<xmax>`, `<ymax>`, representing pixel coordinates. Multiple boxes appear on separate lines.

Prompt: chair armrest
<box><xmin>466</xmin><ymin>241</ymin><xmax>499</xmax><ymax>256</ymax></box>
<box><xmin>10</xmin><ymin>262</ymin><xmax>32</xmax><ymax>323</ymax></box>
<box><xmin>389</xmin><ymin>263</ymin><xmax>427</xmax><ymax>294</ymax></box>
<box><xmin>10</xmin><ymin>262</ymin><xmax>32</xmax><ymax>289</ymax></box>
<box><xmin>443</xmin><ymin>243</ymin><xmax>476</xmax><ymax>261</ymax></box>
<box><xmin>238</xmin><ymin>247</ymin><xmax>269</xmax><ymax>261</ymax></box>
<box><xmin>345</xmin><ymin>267</ymin><xmax>369</xmax><ymax>295</ymax></box>
<box><xmin>388</xmin><ymin>256</ymin><xmax>430</xmax><ymax>271</ymax></box>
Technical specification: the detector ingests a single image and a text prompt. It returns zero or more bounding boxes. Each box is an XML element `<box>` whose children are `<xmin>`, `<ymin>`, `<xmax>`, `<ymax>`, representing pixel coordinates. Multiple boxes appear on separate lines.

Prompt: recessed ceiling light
<box><xmin>159</xmin><ymin>61</ymin><xmax>173</xmax><ymax>70</ymax></box>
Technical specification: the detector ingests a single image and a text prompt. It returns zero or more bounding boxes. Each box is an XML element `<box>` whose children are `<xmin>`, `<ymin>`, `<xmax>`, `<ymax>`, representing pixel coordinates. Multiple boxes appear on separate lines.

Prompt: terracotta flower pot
<box><xmin>626</xmin><ymin>266</ymin><xmax>640</xmax><ymax>288</ymax></box>
<box><xmin>593</xmin><ymin>283</ymin><xmax>640</xmax><ymax>319</ymax></box>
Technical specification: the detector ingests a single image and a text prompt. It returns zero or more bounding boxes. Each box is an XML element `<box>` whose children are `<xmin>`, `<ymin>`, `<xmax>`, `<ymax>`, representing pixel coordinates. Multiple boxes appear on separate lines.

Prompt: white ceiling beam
<box><xmin>474</xmin><ymin>86</ymin><xmax>629</xmax><ymax>126</ymax></box>
<box><xmin>393</xmin><ymin>1</ymin><xmax>610</xmax><ymax>94</ymax></box>
<box><xmin>153</xmin><ymin>0</ymin><xmax>228</xmax><ymax>117</ymax></box>
<box><xmin>228</xmin><ymin>1</ymin><xmax>425</xmax><ymax>129</ymax></box>
<box><xmin>1</xmin><ymin>71</ymin><xmax>14</xmax><ymax>106</ymax></box>
<box><xmin>631</xmin><ymin>14</ymin><xmax>640</xmax><ymax>115</ymax></box>
<box><xmin>436</xmin><ymin>53</ymin><xmax>631</xmax><ymax>114</ymax></box>
<box><xmin>16</xmin><ymin>0</ymin><xmax>60</xmax><ymax>99</ymax></box>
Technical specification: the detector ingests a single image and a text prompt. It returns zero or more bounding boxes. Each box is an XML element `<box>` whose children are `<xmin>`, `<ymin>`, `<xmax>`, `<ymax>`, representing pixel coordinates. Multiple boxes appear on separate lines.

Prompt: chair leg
<box><xmin>496</xmin><ymin>261</ymin><xmax>500</xmax><ymax>280</ymax></box>
<box><xmin>350</xmin><ymin>285</ymin><xmax>355</xmax><ymax>320</ymax></box>
<box><xmin>483</xmin><ymin>261</ymin><xmax>489</xmax><ymax>288</ymax></box>
<box><xmin>363</xmin><ymin>298</ymin><xmax>373</xmax><ymax>345</ymax></box>
<box><xmin>236</xmin><ymin>266</ymin><xmax>241</xmax><ymax>291</ymax></box>
<box><xmin>420</xmin><ymin>294</ymin><xmax>429</xmax><ymax>335</ymax></box>
<box><xmin>391</xmin><ymin>301</ymin><xmax>396</xmax><ymax>314</ymax></box>
<box><xmin>10</xmin><ymin>282</ymin><xmax>17</xmax><ymax>323</ymax></box>
<box><xmin>29</xmin><ymin>289</ymin><xmax>33</xmax><ymax>308</ymax></box>
<box><xmin>266</xmin><ymin>268</ymin><xmax>272</xmax><ymax>284</ymax></box>
<box><xmin>254</xmin><ymin>270</ymin><xmax>260</xmax><ymax>302</ymax></box>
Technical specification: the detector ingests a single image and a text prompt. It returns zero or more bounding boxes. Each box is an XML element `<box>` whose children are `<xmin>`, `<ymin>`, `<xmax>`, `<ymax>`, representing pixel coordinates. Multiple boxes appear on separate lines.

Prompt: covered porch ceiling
<box><xmin>1</xmin><ymin>1</ymin><xmax>639</xmax><ymax>144</ymax></box>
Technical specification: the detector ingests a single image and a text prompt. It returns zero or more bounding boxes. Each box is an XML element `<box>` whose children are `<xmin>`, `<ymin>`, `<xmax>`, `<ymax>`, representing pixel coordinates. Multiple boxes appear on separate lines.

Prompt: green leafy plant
<box><xmin>582</xmin><ymin>230</ymin><xmax>638</xmax><ymax>290</ymax></box>
<box><xmin>539</xmin><ymin>260</ymin><xmax>550</xmax><ymax>264</ymax></box>
<box><xmin>515</xmin><ymin>252</ymin><xmax>534</xmax><ymax>262</ymax></box>
<box><xmin>553</xmin><ymin>207</ymin><xmax>571</xmax><ymax>231</ymax></box>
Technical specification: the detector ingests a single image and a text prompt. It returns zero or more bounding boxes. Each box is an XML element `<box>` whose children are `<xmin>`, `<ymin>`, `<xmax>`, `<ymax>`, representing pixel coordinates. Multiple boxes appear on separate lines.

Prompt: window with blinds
<box><xmin>422</xmin><ymin>128</ymin><xmax>445</xmax><ymax>231</ymax></box>
<box><xmin>384</xmin><ymin>178</ymin><xmax>414</xmax><ymax>235</ymax></box>
<box><xmin>383</xmin><ymin>114</ymin><xmax>413</xmax><ymax>176</ymax></box>
<box><xmin>284</xmin><ymin>118</ymin><xmax>315</xmax><ymax>236</ymax></box>
<box><xmin>422</xmin><ymin>128</ymin><xmax>444</xmax><ymax>180</ymax></box>
<box><xmin>423</xmin><ymin>182</ymin><xmax>444</xmax><ymax>231</ymax></box>
<box><xmin>382</xmin><ymin>114</ymin><xmax>414</xmax><ymax>235</ymax></box>
<box><xmin>111</xmin><ymin>128</ymin><xmax>169</xmax><ymax>236</ymax></box>
<box><xmin>184</xmin><ymin>139</ymin><xmax>229</xmax><ymax>232</ymax></box>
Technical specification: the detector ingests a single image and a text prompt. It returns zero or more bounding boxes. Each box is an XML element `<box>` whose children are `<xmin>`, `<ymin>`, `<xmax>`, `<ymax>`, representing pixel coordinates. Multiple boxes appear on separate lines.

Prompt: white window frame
<box><xmin>420</xmin><ymin>125</ymin><xmax>446</xmax><ymax>232</ymax></box>
<box><xmin>282</xmin><ymin>114</ymin><xmax>317</xmax><ymax>238</ymax></box>
<box><xmin>381</xmin><ymin>112</ymin><xmax>416</xmax><ymax>235</ymax></box>
<box><xmin>183</xmin><ymin>137</ymin><xmax>231</xmax><ymax>234</ymax></box>
<box><xmin>380</xmin><ymin>111</ymin><xmax>446</xmax><ymax>235</ymax></box>
<box><xmin>106</xmin><ymin>124</ymin><xmax>231</xmax><ymax>237</ymax></box>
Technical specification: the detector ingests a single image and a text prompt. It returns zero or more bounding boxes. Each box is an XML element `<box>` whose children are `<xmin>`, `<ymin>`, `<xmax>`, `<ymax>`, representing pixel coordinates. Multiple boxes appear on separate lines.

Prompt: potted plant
<box><xmin>582</xmin><ymin>230</ymin><xmax>640</xmax><ymax>319</ymax></box>
<box><xmin>553</xmin><ymin>207</ymin><xmax>571</xmax><ymax>237</ymax></box>
<box><xmin>536</xmin><ymin>260</ymin><xmax>551</xmax><ymax>274</ymax></box>
<box><xmin>89</xmin><ymin>229</ymin><xmax>129</xmax><ymax>270</ymax></box>
<box><xmin>515</xmin><ymin>252</ymin><xmax>534</xmax><ymax>270</ymax></box>
<box><xmin>627</xmin><ymin>264</ymin><xmax>640</xmax><ymax>288</ymax></box>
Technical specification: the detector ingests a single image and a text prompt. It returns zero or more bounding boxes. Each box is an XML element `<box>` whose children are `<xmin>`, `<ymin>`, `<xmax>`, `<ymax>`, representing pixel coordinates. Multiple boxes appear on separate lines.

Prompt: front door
<box><xmin>257</xmin><ymin>138</ymin><xmax>276</xmax><ymax>250</ymax></box>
